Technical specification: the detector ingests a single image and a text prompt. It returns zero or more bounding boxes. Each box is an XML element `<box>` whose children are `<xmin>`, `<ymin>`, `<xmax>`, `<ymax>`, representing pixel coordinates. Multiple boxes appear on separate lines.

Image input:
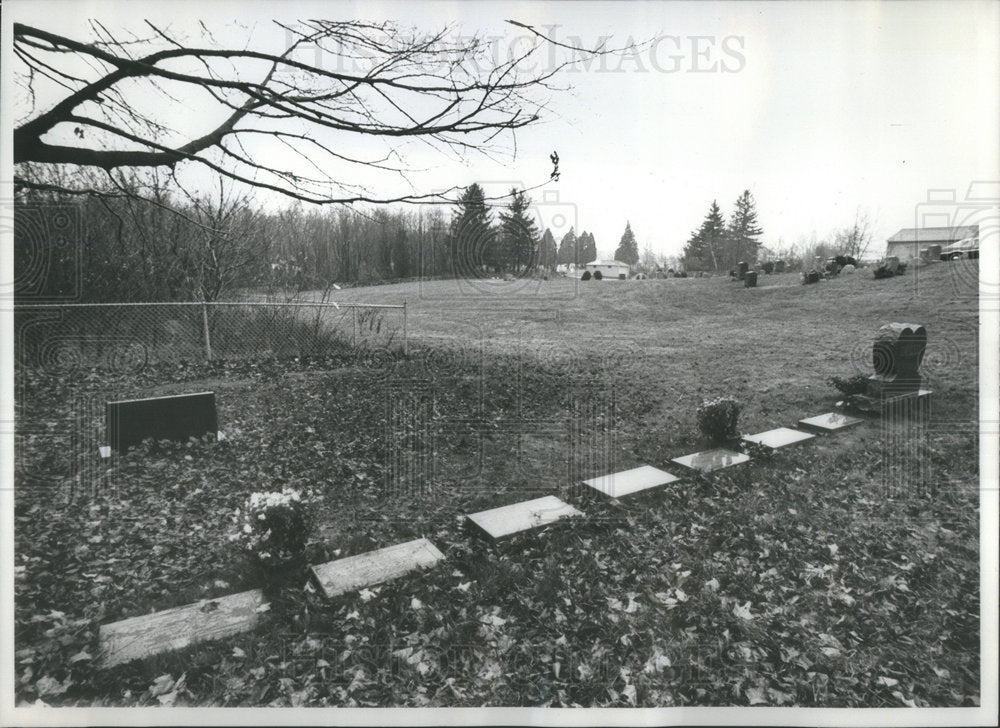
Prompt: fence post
<box><xmin>352</xmin><ymin>306</ymin><xmax>358</xmax><ymax>348</ymax></box>
<box><xmin>403</xmin><ymin>300</ymin><xmax>408</xmax><ymax>357</ymax></box>
<box><xmin>201</xmin><ymin>301</ymin><xmax>213</xmax><ymax>361</ymax></box>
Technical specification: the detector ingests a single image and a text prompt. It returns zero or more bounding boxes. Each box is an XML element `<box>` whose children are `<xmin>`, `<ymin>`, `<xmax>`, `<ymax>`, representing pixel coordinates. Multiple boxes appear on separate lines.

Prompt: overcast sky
<box><xmin>4</xmin><ymin>0</ymin><xmax>999</xmax><ymax>259</ymax></box>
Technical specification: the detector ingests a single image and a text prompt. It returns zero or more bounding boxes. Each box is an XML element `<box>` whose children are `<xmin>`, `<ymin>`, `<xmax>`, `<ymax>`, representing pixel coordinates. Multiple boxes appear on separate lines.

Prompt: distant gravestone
<box><xmin>106</xmin><ymin>391</ymin><xmax>217</xmax><ymax>451</ymax></box>
<box><xmin>867</xmin><ymin>323</ymin><xmax>927</xmax><ymax>399</ymax></box>
<box><xmin>761</xmin><ymin>261</ymin><xmax>775</xmax><ymax>274</ymax></box>
<box><xmin>737</xmin><ymin>261</ymin><xmax>749</xmax><ymax>280</ymax></box>
<box><xmin>799</xmin><ymin>412</ymin><xmax>863</xmax><ymax>432</ymax></box>
<box><xmin>885</xmin><ymin>256</ymin><xmax>900</xmax><ymax>273</ymax></box>
<box><xmin>928</xmin><ymin>244</ymin><xmax>942</xmax><ymax>260</ymax></box>
<box><xmin>744</xmin><ymin>270</ymin><xmax>758</xmax><ymax>288</ymax></box>
<box><xmin>671</xmin><ymin>447</ymin><xmax>750</xmax><ymax>473</ymax></box>
<box><xmin>774</xmin><ymin>260</ymin><xmax>786</xmax><ymax>273</ymax></box>
<box><xmin>803</xmin><ymin>271</ymin><xmax>821</xmax><ymax>284</ymax></box>
<box><xmin>743</xmin><ymin>427</ymin><xmax>815</xmax><ymax>449</ymax></box>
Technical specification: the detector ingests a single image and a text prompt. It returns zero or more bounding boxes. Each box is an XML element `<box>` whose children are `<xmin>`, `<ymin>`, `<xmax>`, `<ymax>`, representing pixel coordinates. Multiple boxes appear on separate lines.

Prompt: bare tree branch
<box><xmin>13</xmin><ymin>20</ymin><xmax>624</xmax><ymax>206</ymax></box>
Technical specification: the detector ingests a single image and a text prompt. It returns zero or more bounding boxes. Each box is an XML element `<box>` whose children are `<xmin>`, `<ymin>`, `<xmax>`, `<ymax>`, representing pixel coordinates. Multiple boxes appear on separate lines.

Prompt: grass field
<box><xmin>14</xmin><ymin>262</ymin><xmax>981</xmax><ymax>707</ymax></box>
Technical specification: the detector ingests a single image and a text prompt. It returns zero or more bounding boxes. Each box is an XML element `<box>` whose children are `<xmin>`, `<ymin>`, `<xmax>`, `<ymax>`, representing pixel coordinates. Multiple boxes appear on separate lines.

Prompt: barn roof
<box><xmin>886</xmin><ymin>225</ymin><xmax>978</xmax><ymax>244</ymax></box>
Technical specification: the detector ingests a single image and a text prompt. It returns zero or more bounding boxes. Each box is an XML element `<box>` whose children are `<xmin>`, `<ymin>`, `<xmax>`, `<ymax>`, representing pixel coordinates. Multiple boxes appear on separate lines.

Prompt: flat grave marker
<box><xmin>99</xmin><ymin>588</ymin><xmax>266</xmax><ymax>668</ymax></box>
<box><xmin>742</xmin><ymin>427</ymin><xmax>815</xmax><ymax>449</ymax></box>
<box><xmin>798</xmin><ymin>412</ymin><xmax>864</xmax><ymax>431</ymax></box>
<box><xmin>466</xmin><ymin>495</ymin><xmax>583</xmax><ymax>540</ymax></box>
<box><xmin>671</xmin><ymin>447</ymin><xmax>751</xmax><ymax>473</ymax></box>
<box><xmin>582</xmin><ymin>465</ymin><xmax>680</xmax><ymax>498</ymax></box>
<box><xmin>310</xmin><ymin>537</ymin><xmax>445</xmax><ymax>600</ymax></box>
<box><xmin>106</xmin><ymin>391</ymin><xmax>218</xmax><ymax>451</ymax></box>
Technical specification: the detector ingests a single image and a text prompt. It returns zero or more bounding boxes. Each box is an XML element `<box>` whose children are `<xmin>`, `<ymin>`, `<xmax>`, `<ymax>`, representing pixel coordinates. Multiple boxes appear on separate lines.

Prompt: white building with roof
<box><xmin>584</xmin><ymin>259</ymin><xmax>631</xmax><ymax>279</ymax></box>
<box><xmin>884</xmin><ymin>225</ymin><xmax>978</xmax><ymax>260</ymax></box>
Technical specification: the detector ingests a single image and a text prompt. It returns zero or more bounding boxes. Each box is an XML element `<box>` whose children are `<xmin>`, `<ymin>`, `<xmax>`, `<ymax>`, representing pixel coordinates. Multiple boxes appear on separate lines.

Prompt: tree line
<box><xmin>14</xmin><ymin>179</ymin><xmax>635</xmax><ymax>302</ymax></box>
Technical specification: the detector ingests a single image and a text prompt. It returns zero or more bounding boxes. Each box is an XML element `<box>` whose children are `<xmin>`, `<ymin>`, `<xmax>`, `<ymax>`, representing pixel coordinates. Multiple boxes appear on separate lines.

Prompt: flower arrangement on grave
<box><xmin>229</xmin><ymin>488</ymin><xmax>312</xmax><ymax>570</ymax></box>
<box><xmin>696</xmin><ymin>396</ymin><xmax>741</xmax><ymax>444</ymax></box>
<box><xmin>827</xmin><ymin>374</ymin><xmax>869</xmax><ymax>396</ymax></box>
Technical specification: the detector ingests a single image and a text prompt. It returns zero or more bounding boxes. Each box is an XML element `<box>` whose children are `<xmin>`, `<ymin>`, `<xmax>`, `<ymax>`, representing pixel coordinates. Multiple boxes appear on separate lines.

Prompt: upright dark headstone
<box><xmin>774</xmin><ymin>260</ymin><xmax>786</xmax><ymax>273</ymax></box>
<box><xmin>737</xmin><ymin>261</ymin><xmax>749</xmax><ymax>280</ymax></box>
<box><xmin>761</xmin><ymin>261</ymin><xmax>775</xmax><ymax>274</ymax></box>
<box><xmin>744</xmin><ymin>270</ymin><xmax>758</xmax><ymax>287</ymax></box>
<box><xmin>107</xmin><ymin>391</ymin><xmax>218</xmax><ymax>451</ymax></box>
<box><xmin>867</xmin><ymin>323</ymin><xmax>926</xmax><ymax>399</ymax></box>
<box><xmin>803</xmin><ymin>270</ymin><xmax>821</xmax><ymax>284</ymax></box>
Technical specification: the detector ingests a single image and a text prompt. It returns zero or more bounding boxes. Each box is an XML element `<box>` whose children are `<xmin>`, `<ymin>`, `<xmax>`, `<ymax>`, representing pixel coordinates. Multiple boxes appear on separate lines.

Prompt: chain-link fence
<box><xmin>14</xmin><ymin>300</ymin><xmax>407</xmax><ymax>370</ymax></box>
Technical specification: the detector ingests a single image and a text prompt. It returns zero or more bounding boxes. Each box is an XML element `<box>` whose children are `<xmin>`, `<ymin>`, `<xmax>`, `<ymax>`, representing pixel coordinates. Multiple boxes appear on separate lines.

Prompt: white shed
<box><xmin>584</xmin><ymin>259</ymin><xmax>630</xmax><ymax>279</ymax></box>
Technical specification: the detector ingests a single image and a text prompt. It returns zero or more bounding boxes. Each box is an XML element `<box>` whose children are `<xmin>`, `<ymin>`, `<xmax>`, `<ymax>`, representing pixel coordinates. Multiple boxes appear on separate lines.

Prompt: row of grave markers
<box><xmin>96</xmin><ymin>392</ymin><xmax>865</xmax><ymax>668</ymax></box>
<box><xmin>95</xmin><ymin>319</ymin><xmax>932</xmax><ymax>665</ymax></box>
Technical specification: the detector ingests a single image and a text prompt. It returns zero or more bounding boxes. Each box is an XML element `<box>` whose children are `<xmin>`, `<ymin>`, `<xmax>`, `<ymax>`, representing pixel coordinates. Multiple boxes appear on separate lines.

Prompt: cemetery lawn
<box><xmin>14</xmin><ymin>262</ymin><xmax>980</xmax><ymax>707</ymax></box>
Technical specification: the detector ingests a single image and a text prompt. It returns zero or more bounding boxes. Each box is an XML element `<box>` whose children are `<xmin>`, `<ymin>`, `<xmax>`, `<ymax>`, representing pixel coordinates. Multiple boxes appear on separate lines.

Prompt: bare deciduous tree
<box><xmin>13</xmin><ymin>20</ymin><xmax>620</xmax><ymax>205</ymax></box>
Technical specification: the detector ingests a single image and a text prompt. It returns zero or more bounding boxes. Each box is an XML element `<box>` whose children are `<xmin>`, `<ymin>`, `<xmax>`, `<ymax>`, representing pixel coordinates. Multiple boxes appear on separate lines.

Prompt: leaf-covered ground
<box><xmin>13</xmin><ymin>264</ymin><xmax>981</xmax><ymax>706</ymax></box>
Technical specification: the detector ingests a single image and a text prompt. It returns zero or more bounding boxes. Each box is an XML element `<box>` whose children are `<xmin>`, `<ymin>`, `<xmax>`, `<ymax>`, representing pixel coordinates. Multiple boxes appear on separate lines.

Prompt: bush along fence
<box><xmin>14</xmin><ymin>300</ymin><xmax>408</xmax><ymax>368</ymax></box>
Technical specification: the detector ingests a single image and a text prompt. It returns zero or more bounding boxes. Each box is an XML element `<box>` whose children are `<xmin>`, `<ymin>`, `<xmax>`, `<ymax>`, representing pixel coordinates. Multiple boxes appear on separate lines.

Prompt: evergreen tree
<box><xmin>683</xmin><ymin>200</ymin><xmax>726</xmax><ymax>271</ymax></box>
<box><xmin>538</xmin><ymin>228</ymin><xmax>557</xmax><ymax>270</ymax></box>
<box><xmin>450</xmin><ymin>183</ymin><xmax>494</xmax><ymax>276</ymax></box>
<box><xmin>578</xmin><ymin>231</ymin><xmax>598</xmax><ymax>266</ymax></box>
<box><xmin>499</xmin><ymin>188</ymin><xmax>539</xmax><ymax>273</ymax></box>
<box><xmin>726</xmin><ymin>190</ymin><xmax>763</xmax><ymax>268</ymax></box>
<box><xmin>614</xmin><ymin>221</ymin><xmax>639</xmax><ymax>265</ymax></box>
<box><xmin>557</xmin><ymin>227</ymin><xmax>577</xmax><ymax>265</ymax></box>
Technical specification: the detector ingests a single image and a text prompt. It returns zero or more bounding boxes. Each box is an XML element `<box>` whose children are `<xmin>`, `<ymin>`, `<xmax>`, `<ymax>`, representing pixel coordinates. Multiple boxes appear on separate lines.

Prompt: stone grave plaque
<box><xmin>928</xmin><ymin>244</ymin><xmax>942</xmax><ymax>260</ymax></box>
<box><xmin>744</xmin><ymin>270</ymin><xmax>758</xmax><ymax>288</ymax></box>
<box><xmin>310</xmin><ymin>538</ymin><xmax>445</xmax><ymax>600</ymax></box>
<box><xmin>466</xmin><ymin>495</ymin><xmax>583</xmax><ymax>540</ymax></box>
<box><xmin>737</xmin><ymin>261</ymin><xmax>749</xmax><ymax>280</ymax></box>
<box><xmin>583</xmin><ymin>465</ymin><xmax>680</xmax><ymax>498</ymax></box>
<box><xmin>798</xmin><ymin>412</ymin><xmax>864</xmax><ymax>431</ymax></box>
<box><xmin>100</xmin><ymin>588</ymin><xmax>266</xmax><ymax>668</ymax></box>
<box><xmin>743</xmin><ymin>427</ymin><xmax>815</xmax><ymax>449</ymax></box>
<box><xmin>106</xmin><ymin>391</ymin><xmax>217</xmax><ymax>451</ymax></box>
<box><xmin>671</xmin><ymin>448</ymin><xmax>750</xmax><ymax>473</ymax></box>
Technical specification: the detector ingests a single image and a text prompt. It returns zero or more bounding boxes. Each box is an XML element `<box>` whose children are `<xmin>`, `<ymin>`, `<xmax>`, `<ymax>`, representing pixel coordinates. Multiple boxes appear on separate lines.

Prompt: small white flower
<box><xmin>243</xmin><ymin>524</ymin><xmax>252</xmax><ymax>533</ymax></box>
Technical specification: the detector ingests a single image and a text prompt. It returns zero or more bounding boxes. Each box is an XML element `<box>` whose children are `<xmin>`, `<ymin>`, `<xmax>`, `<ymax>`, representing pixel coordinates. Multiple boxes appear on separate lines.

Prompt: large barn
<box><xmin>884</xmin><ymin>225</ymin><xmax>978</xmax><ymax>260</ymax></box>
<box><xmin>584</xmin><ymin>259</ymin><xmax>631</xmax><ymax>279</ymax></box>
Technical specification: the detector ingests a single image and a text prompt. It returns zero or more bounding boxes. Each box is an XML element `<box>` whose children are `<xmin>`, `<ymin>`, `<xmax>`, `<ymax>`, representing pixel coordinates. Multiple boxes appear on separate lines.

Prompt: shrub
<box><xmin>593</xmin><ymin>270</ymin><xmax>603</xmax><ymax>280</ymax></box>
<box><xmin>230</xmin><ymin>488</ymin><xmax>312</xmax><ymax>571</ymax></box>
<box><xmin>895</xmin><ymin>262</ymin><xmax>908</xmax><ymax>275</ymax></box>
<box><xmin>581</xmin><ymin>270</ymin><xmax>592</xmax><ymax>281</ymax></box>
<box><xmin>873</xmin><ymin>264</ymin><xmax>895</xmax><ymax>279</ymax></box>
<box><xmin>828</xmin><ymin>374</ymin><xmax>869</xmax><ymax>396</ymax></box>
<box><xmin>696</xmin><ymin>396</ymin><xmax>741</xmax><ymax>444</ymax></box>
